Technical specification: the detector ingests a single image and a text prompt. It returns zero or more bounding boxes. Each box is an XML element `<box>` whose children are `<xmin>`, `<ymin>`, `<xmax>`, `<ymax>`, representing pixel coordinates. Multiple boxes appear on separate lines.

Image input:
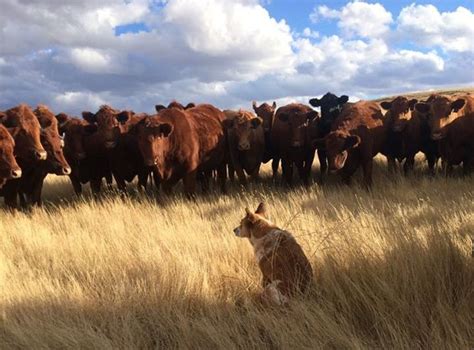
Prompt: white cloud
<box><xmin>314</xmin><ymin>1</ymin><xmax>393</xmax><ymax>38</ymax></box>
<box><xmin>0</xmin><ymin>0</ymin><xmax>473</xmax><ymax>115</ymax></box>
<box><xmin>397</xmin><ymin>5</ymin><xmax>474</xmax><ymax>52</ymax></box>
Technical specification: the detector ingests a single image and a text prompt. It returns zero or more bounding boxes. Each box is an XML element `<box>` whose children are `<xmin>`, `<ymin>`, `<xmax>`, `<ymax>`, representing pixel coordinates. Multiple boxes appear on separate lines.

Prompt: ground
<box><xmin>1</xmin><ymin>89</ymin><xmax>473</xmax><ymax>348</ymax></box>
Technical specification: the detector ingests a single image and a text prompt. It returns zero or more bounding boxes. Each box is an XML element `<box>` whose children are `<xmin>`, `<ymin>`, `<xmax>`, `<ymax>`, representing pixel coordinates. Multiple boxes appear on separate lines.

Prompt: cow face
<box><xmin>309</xmin><ymin>93</ymin><xmax>349</xmax><ymax>134</ymax></box>
<box><xmin>276</xmin><ymin>108</ymin><xmax>318</xmax><ymax>148</ymax></box>
<box><xmin>381</xmin><ymin>97</ymin><xmax>418</xmax><ymax>132</ymax></box>
<box><xmin>56</xmin><ymin>113</ymin><xmax>95</xmax><ymax>161</ymax></box>
<box><xmin>0</xmin><ymin>125</ymin><xmax>22</xmax><ymax>184</ymax></box>
<box><xmin>252</xmin><ymin>101</ymin><xmax>276</xmax><ymax>133</ymax></box>
<box><xmin>415</xmin><ymin>95</ymin><xmax>466</xmax><ymax>140</ymax></box>
<box><xmin>314</xmin><ymin>131</ymin><xmax>361</xmax><ymax>171</ymax></box>
<box><xmin>0</xmin><ymin>104</ymin><xmax>47</xmax><ymax>162</ymax></box>
<box><xmin>134</xmin><ymin>116</ymin><xmax>173</xmax><ymax>167</ymax></box>
<box><xmin>83</xmin><ymin>106</ymin><xmax>131</xmax><ymax>149</ymax></box>
<box><xmin>33</xmin><ymin>106</ymin><xmax>71</xmax><ymax>175</ymax></box>
<box><xmin>224</xmin><ymin>113</ymin><xmax>263</xmax><ymax>151</ymax></box>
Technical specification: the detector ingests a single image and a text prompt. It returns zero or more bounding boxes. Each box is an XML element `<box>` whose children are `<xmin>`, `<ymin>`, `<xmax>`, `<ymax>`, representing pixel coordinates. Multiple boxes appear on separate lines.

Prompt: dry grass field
<box><xmin>1</xmin><ymin>89</ymin><xmax>474</xmax><ymax>349</ymax></box>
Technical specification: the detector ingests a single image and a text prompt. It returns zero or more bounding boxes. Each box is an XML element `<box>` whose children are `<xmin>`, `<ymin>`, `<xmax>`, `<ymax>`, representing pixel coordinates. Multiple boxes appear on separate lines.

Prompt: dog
<box><xmin>233</xmin><ymin>202</ymin><xmax>313</xmax><ymax>305</ymax></box>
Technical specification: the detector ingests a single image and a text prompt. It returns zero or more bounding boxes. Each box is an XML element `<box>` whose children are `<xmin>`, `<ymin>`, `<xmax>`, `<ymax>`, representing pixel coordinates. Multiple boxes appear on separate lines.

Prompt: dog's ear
<box><xmin>245</xmin><ymin>207</ymin><xmax>258</xmax><ymax>223</ymax></box>
<box><xmin>255</xmin><ymin>202</ymin><xmax>266</xmax><ymax>217</ymax></box>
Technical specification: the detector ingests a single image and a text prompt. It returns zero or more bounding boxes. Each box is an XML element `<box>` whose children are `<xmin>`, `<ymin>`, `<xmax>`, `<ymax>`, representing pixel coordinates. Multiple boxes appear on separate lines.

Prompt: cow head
<box><xmin>381</xmin><ymin>96</ymin><xmax>418</xmax><ymax>132</ymax></box>
<box><xmin>82</xmin><ymin>105</ymin><xmax>131</xmax><ymax>149</ymax></box>
<box><xmin>415</xmin><ymin>95</ymin><xmax>466</xmax><ymax>140</ymax></box>
<box><xmin>313</xmin><ymin>131</ymin><xmax>361</xmax><ymax>172</ymax></box>
<box><xmin>56</xmin><ymin>113</ymin><xmax>96</xmax><ymax>161</ymax></box>
<box><xmin>309</xmin><ymin>93</ymin><xmax>349</xmax><ymax>134</ymax></box>
<box><xmin>33</xmin><ymin>106</ymin><xmax>71</xmax><ymax>175</ymax></box>
<box><xmin>0</xmin><ymin>124</ymin><xmax>22</xmax><ymax>185</ymax></box>
<box><xmin>223</xmin><ymin>110</ymin><xmax>262</xmax><ymax>151</ymax></box>
<box><xmin>252</xmin><ymin>101</ymin><xmax>276</xmax><ymax>133</ymax></box>
<box><xmin>276</xmin><ymin>105</ymin><xmax>319</xmax><ymax>148</ymax></box>
<box><xmin>133</xmin><ymin>116</ymin><xmax>173</xmax><ymax>167</ymax></box>
<box><xmin>0</xmin><ymin>104</ymin><xmax>47</xmax><ymax>162</ymax></box>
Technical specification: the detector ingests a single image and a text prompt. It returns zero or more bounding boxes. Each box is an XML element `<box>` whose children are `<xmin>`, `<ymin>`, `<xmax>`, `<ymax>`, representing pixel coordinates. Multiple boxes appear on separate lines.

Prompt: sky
<box><xmin>0</xmin><ymin>0</ymin><xmax>473</xmax><ymax>115</ymax></box>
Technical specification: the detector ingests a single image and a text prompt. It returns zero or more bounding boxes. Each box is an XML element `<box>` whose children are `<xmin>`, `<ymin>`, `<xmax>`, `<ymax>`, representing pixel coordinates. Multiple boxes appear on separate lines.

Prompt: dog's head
<box><xmin>233</xmin><ymin>202</ymin><xmax>273</xmax><ymax>239</ymax></box>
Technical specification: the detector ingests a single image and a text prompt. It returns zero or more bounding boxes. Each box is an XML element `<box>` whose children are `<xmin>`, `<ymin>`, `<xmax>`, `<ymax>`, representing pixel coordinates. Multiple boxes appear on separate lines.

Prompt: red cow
<box><xmin>0</xmin><ymin>125</ymin><xmax>21</xmax><ymax>189</ymax></box>
<box><xmin>132</xmin><ymin>104</ymin><xmax>227</xmax><ymax>196</ymax></box>
<box><xmin>270</xmin><ymin>103</ymin><xmax>319</xmax><ymax>186</ymax></box>
<box><xmin>313</xmin><ymin>101</ymin><xmax>387</xmax><ymax>188</ymax></box>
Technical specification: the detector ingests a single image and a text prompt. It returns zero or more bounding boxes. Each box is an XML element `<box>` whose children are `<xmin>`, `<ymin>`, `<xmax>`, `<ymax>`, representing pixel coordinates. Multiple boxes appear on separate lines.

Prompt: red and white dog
<box><xmin>233</xmin><ymin>202</ymin><xmax>313</xmax><ymax>305</ymax></box>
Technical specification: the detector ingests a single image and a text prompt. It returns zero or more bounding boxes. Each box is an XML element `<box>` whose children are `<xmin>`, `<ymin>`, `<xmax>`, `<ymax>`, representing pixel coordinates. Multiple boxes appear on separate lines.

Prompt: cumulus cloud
<box><xmin>0</xmin><ymin>0</ymin><xmax>473</xmax><ymax>114</ymax></box>
<box><xmin>397</xmin><ymin>4</ymin><xmax>474</xmax><ymax>52</ymax></box>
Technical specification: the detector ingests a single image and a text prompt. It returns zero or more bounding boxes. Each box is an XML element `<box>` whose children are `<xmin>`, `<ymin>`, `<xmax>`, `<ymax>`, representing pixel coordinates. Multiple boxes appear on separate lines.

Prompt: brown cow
<box><xmin>252</xmin><ymin>101</ymin><xmax>279</xmax><ymax>180</ymax></box>
<box><xmin>416</xmin><ymin>94</ymin><xmax>474</xmax><ymax>175</ymax></box>
<box><xmin>132</xmin><ymin>104</ymin><xmax>227</xmax><ymax>196</ymax></box>
<box><xmin>271</xmin><ymin>103</ymin><xmax>319</xmax><ymax>186</ymax></box>
<box><xmin>313</xmin><ymin>101</ymin><xmax>386</xmax><ymax>188</ymax></box>
<box><xmin>155</xmin><ymin>101</ymin><xmax>196</xmax><ymax>112</ymax></box>
<box><xmin>56</xmin><ymin>113</ymin><xmax>112</xmax><ymax>195</ymax></box>
<box><xmin>0</xmin><ymin>125</ymin><xmax>21</xmax><ymax>189</ymax></box>
<box><xmin>381</xmin><ymin>96</ymin><xmax>438</xmax><ymax>175</ymax></box>
<box><xmin>223</xmin><ymin>110</ymin><xmax>264</xmax><ymax>184</ymax></box>
<box><xmin>15</xmin><ymin>106</ymin><xmax>72</xmax><ymax>206</ymax></box>
<box><xmin>82</xmin><ymin>105</ymin><xmax>131</xmax><ymax>150</ymax></box>
<box><xmin>0</xmin><ymin>104</ymin><xmax>47</xmax><ymax>207</ymax></box>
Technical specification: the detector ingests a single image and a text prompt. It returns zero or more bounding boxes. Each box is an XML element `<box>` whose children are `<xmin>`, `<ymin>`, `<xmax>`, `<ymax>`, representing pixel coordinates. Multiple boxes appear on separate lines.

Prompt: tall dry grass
<box><xmin>1</xmin><ymin>157</ymin><xmax>473</xmax><ymax>349</ymax></box>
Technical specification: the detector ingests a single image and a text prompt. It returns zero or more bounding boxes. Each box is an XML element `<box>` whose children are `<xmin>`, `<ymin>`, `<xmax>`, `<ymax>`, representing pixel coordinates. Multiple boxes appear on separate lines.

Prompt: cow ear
<box><xmin>159</xmin><ymin>123</ymin><xmax>173</xmax><ymax>137</ymax></box>
<box><xmin>250</xmin><ymin>117</ymin><xmax>262</xmax><ymax>129</ymax></box>
<box><xmin>185</xmin><ymin>103</ymin><xmax>195</xmax><ymax>109</ymax></box>
<box><xmin>255</xmin><ymin>202</ymin><xmax>266</xmax><ymax>216</ymax></box>
<box><xmin>338</xmin><ymin>95</ymin><xmax>349</xmax><ymax>104</ymax></box>
<box><xmin>278</xmin><ymin>113</ymin><xmax>288</xmax><ymax>122</ymax></box>
<box><xmin>306</xmin><ymin>110</ymin><xmax>319</xmax><ymax>121</ymax></box>
<box><xmin>415</xmin><ymin>102</ymin><xmax>430</xmax><ymax>114</ymax></box>
<box><xmin>272</xmin><ymin>101</ymin><xmax>277</xmax><ymax>109</ymax></box>
<box><xmin>39</xmin><ymin>117</ymin><xmax>53</xmax><ymax>129</ymax></box>
<box><xmin>312</xmin><ymin>137</ymin><xmax>326</xmax><ymax>149</ymax></box>
<box><xmin>408</xmin><ymin>99</ymin><xmax>418</xmax><ymax>111</ymax></box>
<box><xmin>84</xmin><ymin>124</ymin><xmax>98</xmax><ymax>135</ymax></box>
<box><xmin>0</xmin><ymin>112</ymin><xmax>15</xmax><ymax>127</ymax></box>
<box><xmin>344</xmin><ymin>135</ymin><xmax>361</xmax><ymax>149</ymax></box>
<box><xmin>155</xmin><ymin>105</ymin><xmax>166</xmax><ymax>112</ymax></box>
<box><xmin>55</xmin><ymin>113</ymin><xmax>69</xmax><ymax>126</ymax></box>
<box><xmin>252</xmin><ymin>101</ymin><xmax>258</xmax><ymax>111</ymax></box>
<box><xmin>82</xmin><ymin>111</ymin><xmax>96</xmax><ymax>124</ymax></box>
<box><xmin>0</xmin><ymin>111</ymin><xmax>7</xmax><ymax>123</ymax></box>
<box><xmin>380</xmin><ymin>101</ymin><xmax>392</xmax><ymax>110</ymax></box>
<box><xmin>222</xmin><ymin>119</ymin><xmax>235</xmax><ymax>129</ymax></box>
<box><xmin>451</xmin><ymin>98</ymin><xmax>465</xmax><ymax>112</ymax></box>
<box><xmin>117</xmin><ymin>111</ymin><xmax>131</xmax><ymax>124</ymax></box>
<box><xmin>309</xmin><ymin>98</ymin><xmax>321</xmax><ymax>107</ymax></box>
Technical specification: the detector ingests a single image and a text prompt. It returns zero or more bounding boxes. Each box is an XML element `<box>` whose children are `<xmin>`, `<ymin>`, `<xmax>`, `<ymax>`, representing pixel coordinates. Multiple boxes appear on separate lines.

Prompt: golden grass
<box><xmin>1</xmin><ymin>156</ymin><xmax>473</xmax><ymax>349</ymax></box>
<box><xmin>375</xmin><ymin>86</ymin><xmax>474</xmax><ymax>103</ymax></box>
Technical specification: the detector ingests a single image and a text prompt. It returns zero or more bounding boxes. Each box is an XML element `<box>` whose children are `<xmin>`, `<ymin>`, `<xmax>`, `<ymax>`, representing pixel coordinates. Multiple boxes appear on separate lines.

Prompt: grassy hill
<box><xmin>1</xmin><ymin>89</ymin><xmax>473</xmax><ymax>348</ymax></box>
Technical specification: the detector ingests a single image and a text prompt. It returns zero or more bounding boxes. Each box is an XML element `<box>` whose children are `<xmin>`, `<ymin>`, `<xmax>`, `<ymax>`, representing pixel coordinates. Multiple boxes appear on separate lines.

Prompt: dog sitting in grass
<box><xmin>233</xmin><ymin>202</ymin><xmax>313</xmax><ymax>305</ymax></box>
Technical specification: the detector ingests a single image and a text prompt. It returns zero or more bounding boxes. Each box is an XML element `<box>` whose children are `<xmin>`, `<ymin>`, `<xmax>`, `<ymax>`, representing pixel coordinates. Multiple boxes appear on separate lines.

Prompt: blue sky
<box><xmin>1</xmin><ymin>0</ymin><xmax>473</xmax><ymax>113</ymax></box>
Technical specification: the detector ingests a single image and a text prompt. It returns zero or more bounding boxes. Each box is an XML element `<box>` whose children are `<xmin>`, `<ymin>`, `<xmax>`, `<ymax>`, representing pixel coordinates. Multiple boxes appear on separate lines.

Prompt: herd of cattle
<box><xmin>0</xmin><ymin>92</ymin><xmax>473</xmax><ymax>208</ymax></box>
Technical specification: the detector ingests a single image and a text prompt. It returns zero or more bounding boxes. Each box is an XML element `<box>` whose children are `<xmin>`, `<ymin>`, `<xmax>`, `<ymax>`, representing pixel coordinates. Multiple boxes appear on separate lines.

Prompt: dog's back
<box><xmin>252</xmin><ymin>228</ymin><xmax>313</xmax><ymax>298</ymax></box>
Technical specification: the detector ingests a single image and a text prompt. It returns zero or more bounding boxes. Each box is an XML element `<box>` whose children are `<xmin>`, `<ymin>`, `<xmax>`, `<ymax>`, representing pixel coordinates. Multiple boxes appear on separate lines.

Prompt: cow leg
<box><xmin>362</xmin><ymin>159</ymin><xmax>374</xmax><ymax>190</ymax></box>
<box><xmin>427</xmin><ymin>155</ymin><xmax>437</xmax><ymax>176</ymax></box>
<box><xmin>105</xmin><ymin>172</ymin><xmax>113</xmax><ymax>191</ymax></box>
<box><xmin>341</xmin><ymin>156</ymin><xmax>360</xmax><ymax>186</ymax></box>
<box><xmin>317</xmin><ymin>149</ymin><xmax>327</xmax><ymax>184</ymax></box>
<box><xmin>387</xmin><ymin>156</ymin><xmax>397</xmax><ymax>173</ymax></box>
<box><xmin>302</xmin><ymin>149</ymin><xmax>316</xmax><ymax>187</ymax></box>
<box><xmin>228</xmin><ymin>164</ymin><xmax>235</xmax><ymax>182</ymax></box>
<box><xmin>69</xmin><ymin>175</ymin><xmax>83</xmax><ymax>196</ymax></box>
<box><xmin>233</xmin><ymin>165</ymin><xmax>247</xmax><ymax>186</ymax></box>
<box><xmin>183</xmin><ymin>171</ymin><xmax>197</xmax><ymax>199</ymax></box>
<box><xmin>115</xmin><ymin>176</ymin><xmax>127</xmax><ymax>197</ymax></box>
<box><xmin>403</xmin><ymin>155</ymin><xmax>415</xmax><ymax>176</ymax></box>
<box><xmin>281</xmin><ymin>159</ymin><xmax>293</xmax><ymax>186</ymax></box>
<box><xmin>462</xmin><ymin>157</ymin><xmax>473</xmax><ymax>176</ymax></box>
<box><xmin>217</xmin><ymin>164</ymin><xmax>227</xmax><ymax>194</ymax></box>
<box><xmin>271</xmin><ymin>158</ymin><xmax>279</xmax><ymax>182</ymax></box>
<box><xmin>250</xmin><ymin>165</ymin><xmax>261</xmax><ymax>183</ymax></box>
<box><xmin>138</xmin><ymin>171</ymin><xmax>148</xmax><ymax>193</ymax></box>
<box><xmin>90</xmin><ymin>178</ymin><xmax>102</xmax><ymax>196</ymax></box>
<box><xmin>198</xmin><ymin>171</ymin><xmax>211</xmax><ymax>194</ymax></box>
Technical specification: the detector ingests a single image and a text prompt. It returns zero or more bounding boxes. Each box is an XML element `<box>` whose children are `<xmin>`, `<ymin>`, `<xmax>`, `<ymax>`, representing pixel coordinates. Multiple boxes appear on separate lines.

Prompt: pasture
<box><xmin>1</xmin><ymin>154</ymin><xmax>473</xmax><ymax>349</ymax></box>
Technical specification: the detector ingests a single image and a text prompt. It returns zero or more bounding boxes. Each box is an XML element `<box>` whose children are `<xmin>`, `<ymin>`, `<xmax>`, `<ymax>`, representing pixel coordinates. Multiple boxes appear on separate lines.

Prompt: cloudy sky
<box><xmin>1</xmin><ymin>0</ymin><xmax>473</xmax><ymax>115</ymax></box>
